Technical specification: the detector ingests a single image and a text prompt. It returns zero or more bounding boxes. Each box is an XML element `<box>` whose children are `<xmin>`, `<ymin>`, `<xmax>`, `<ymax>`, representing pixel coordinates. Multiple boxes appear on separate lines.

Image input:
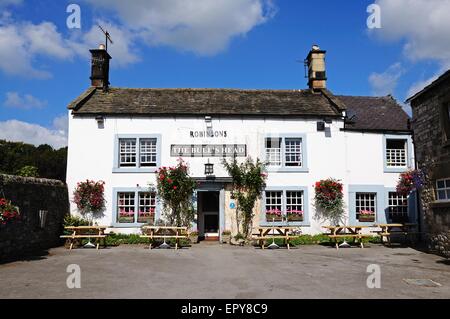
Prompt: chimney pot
<box><xmin>306</xmin><ymin>44</ymin><xmax>327</xmax><ymax>90</ymax></box>
<box><xmin>90</xmin><ymin>48</ymin><xmax>111</xmax><ymax>91</ymax></box>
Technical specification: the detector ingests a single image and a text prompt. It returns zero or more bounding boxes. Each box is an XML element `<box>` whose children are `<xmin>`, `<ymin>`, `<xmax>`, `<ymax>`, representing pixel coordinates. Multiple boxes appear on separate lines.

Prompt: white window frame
<box><xmin>114</xmin><ymin>135</ymin><xmax>161</xmax><ymax>173</ymax></box>
<box><xmin>387</xmin><ymin>192</ymin><xmax>408</xmax><ymax>218</ymax></box>
<box><xmin>263</xmin><ymin>188</ymin><xmax>307</xmax><ymax>224</ymax></box>
<box><xmin>263</xmin><ymin>134</ymin><xmax>308</xmax><ymax>172</ymax></box>
<box><xmin>114</xmin><ymin>188</ymin><xmax>159</xmax><ymax>226</ymax></box>
<box><xmin>436</xmin><ymin>178</ymin><xmax>450</xmax><ymax>202</ymax></box>
<box><xmin>385</xmin><ymin>139</ymin><xmax>407</xmax><ymax>167</ymax></box>
<box><xmin>355</xmin><ymin>192</ymin><xmax>377</xmax><ymax>221</ymax></box>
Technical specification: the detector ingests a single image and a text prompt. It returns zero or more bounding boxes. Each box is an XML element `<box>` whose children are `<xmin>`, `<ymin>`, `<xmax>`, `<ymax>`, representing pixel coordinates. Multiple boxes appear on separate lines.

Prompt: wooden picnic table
<box><xmin>373</xmin><ymin>223</ymin><xmax>419</xmax><ymax>245</ymax></box>
<box><xmin>141</xmin><ymin>226</ymin><xmax>189</xmax><ymax>250</ymax></box>
<box><xmin>323</xmin><ymin>225</ymin><xmax>372</xmax><ymax>249</ymax></box>
<box><xmin>252</xmin><ymin>226</ymin><xmax>301</xmax><ymax>250</ymax></box>
<box><xmin>61</xmin><ymin>226</ymin><xmax>108</xmax><ymax>250</ymax></box>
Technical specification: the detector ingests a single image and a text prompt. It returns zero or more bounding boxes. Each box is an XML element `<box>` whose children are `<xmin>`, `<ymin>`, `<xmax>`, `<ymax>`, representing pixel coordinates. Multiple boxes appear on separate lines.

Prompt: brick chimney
<box><xmin>306</xmin><ymin>45</ymin><xmax>327</xmax><ymax>90</ymax></box>
<box><xmin>90</xmin><ymin>44</ymin><xmax>111</xmax><ymax>91</ymax></box>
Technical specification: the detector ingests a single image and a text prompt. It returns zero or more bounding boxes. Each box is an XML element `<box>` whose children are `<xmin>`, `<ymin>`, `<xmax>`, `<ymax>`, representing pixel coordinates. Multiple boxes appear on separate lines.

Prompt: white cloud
<box><xmin>3</xmin><ymin>92</ymin><xmax>47</xmax><ymax>110</ymax></box>
<box><xmin>374</xmin><ymin>0</ymin><xmax>450</xmax><ymax>65</ymax></box>
<box><xmin>84</xmin><ymin>0</ymin><xmax>276</xmax><ymax>55</ymax></box>
<box><xmin>52</xmin><ymin>114</ymin><xmax>68</xmax><ymax>136</ymax></box>
<box><xmin>0</xmin><ymin>21</ymin><xmax>77</xmax><ymax>78</ymax></box>
<box><xmin>0</xmin><ymin>117</ymin><xmax>68</xmax><ymax>149</ymax></box>
<box><xmin>368</xmin><ymin>63</ymin><xmax>404</xmax><ymax>96</ymax></box>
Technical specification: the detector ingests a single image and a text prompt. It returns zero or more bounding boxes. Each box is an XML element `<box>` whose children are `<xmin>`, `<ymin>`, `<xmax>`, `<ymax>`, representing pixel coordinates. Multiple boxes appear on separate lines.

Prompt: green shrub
<box><xmin>16</xmin><ymin>165</ymin><xmax>39</xmax><ymax>177</ymax></box>
<box><xmin>63</xmin><ymin>215</ymin><xmax>89</xmax><ymax>235</ymax></box>
<box><xmin>253</xmin><ymin>234</ymin><xmax>381</xmax><ymax>246</ymax></box>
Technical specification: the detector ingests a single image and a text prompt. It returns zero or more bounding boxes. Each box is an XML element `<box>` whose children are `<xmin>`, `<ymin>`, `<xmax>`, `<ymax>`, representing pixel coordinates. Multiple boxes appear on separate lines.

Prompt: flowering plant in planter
<box><xmin>358</xmin><ymin>210</ymin><xmax>375</xmax><ymax>222</ymax></box>
<box><xmin>155</xmin><ymin>159</ymin><xmax>197</xmax><ymax>226</ymax></box>
<box><xmin>137</xmin><ymin>208</ymin><xmax>155</xmax><ymax>224</ymax></box>
<box><xmin>118</xmin><ymin>209</ymin><xmax>135</xmax><ymax>223</ymax></box>
<box><xmin>314</xmin><ymin>178</ymin><xmax>345</xmax><ymax>225</ymax></box>
<box><xmin>73</xmin><ymin>180</ymin><xmax>106</xmax><ymax>225</ymax></box>
<box><xmin>0</xmin><ymin>197</ymin><xmax>20</xmax><ymax>225</ymax></box>
<box><xmin>265</xmin><ymin>209</ymin><xmax>283</xmax><ymax>221</ymax></box>
<box><xmin>286</xmin><ymin>210</ymin><xmax>304</xmax><ymax>221</ymax></box>
<box><xmin>396</xmin><ymin>169</ymin><xmax>426</xmax><ymax>195</ymax></box>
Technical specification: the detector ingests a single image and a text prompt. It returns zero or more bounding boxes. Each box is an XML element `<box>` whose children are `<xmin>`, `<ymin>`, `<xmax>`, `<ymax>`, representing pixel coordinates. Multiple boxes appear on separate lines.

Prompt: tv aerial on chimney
<box><xmin>98</xmin><ymin>25</ymin><xmax>114</xmax><ymax>52</ymax></box>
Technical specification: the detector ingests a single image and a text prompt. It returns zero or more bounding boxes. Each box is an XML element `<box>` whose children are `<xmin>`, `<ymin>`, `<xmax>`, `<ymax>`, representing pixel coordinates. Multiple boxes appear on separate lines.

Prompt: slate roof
<box><xmin>68</xmin><ymin>87</ymin><xmax>344</xmax><ymax>117</ymax></box>
<box><xmin>68</xmin><ymin>87</ymin><xmax>410</xmax><ymax>132</ymax></box>
<box><xmin>338</xmin><ymin>95</ymin><xmax>410</xmax><ymax>132</ymax></box>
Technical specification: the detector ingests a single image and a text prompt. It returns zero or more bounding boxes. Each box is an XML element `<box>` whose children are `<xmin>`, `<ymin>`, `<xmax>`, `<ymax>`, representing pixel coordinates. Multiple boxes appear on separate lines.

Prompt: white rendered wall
<box><xmin>66</xmin><ymin>113</ymin><xmax>413</xmax><ymax>234</ymax></box>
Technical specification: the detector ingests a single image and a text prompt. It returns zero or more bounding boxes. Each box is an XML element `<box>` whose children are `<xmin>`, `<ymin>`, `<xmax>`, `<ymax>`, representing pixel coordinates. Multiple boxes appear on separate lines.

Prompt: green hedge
<box><xmin>253</xmin><ymin>234</ymin><xmax>382</xmax><ymax>246</ymax></box>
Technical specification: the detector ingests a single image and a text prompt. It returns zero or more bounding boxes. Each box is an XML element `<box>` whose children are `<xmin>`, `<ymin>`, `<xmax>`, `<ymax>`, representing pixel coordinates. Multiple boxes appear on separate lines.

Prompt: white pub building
<box><xmin>66</xmin><ymin>45</ymin><xmax>416</xmax><ymax>240</ymax></box>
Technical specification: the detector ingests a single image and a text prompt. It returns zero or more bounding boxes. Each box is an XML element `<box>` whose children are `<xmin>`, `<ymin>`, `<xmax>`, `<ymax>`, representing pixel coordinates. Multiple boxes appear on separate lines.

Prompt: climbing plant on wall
<box><xmin>222</xmin><ymin>157</ymin><xmax>267</xmax><ymax>238</ymax></box>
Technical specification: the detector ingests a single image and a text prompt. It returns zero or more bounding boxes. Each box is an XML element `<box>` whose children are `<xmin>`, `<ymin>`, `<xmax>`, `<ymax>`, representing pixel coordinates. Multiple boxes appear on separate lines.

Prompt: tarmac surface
<box><xmin>1</xmin><ymin>242</ymin><xmax>449</xmax><ymax>299</ymax></box>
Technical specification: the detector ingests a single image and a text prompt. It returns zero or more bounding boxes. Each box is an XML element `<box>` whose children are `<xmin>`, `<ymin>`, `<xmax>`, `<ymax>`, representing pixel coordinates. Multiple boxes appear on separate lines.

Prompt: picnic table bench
<box><xmin>372</xmin><ymin>223</ymin><xmax>420</xmax><ymax>245</ymax></box>
<box><xmin>141</xmin><ymin>226</ymin><xmax>189</xmax><ymax>250</ymax></box>
<box><xmin>61</xmin><ymin>226</ymin><xmax>108</xmax><ymax>250</ymax></box>
<box><xmin>252</xmin><ymin>226</ymin><xmax>302</xmax><ymax>249</ymax></box>
<box><xmin>323</xmin><ymin>226</ymin><xmax>372</xmax><ymax>249</ymax></box>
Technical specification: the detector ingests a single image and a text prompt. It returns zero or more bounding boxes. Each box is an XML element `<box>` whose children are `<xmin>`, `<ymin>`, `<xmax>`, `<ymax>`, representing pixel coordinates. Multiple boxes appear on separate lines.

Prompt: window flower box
<box><xmin>358</xmin><ymin>210</ymin><xmax>375</xmax><ymax>222</ymax></box>
<box><xmin>266</xmin><ymin>209</ymin><xmax>283</xmax><ymax>222</ymax></box>
<box><xmin>137</xmin><ymin>211</ymin><xmax>155</xmax><ymax>224</ymax></box>
<box><xmin>287</xmin><ymin>210</ymin><xmax>304</xmax><ymax>222</ymax></box>
<box><xmin>119</xmin><ymin>211</ymin><xmax>135</xmax><ymax>223</ymax></box>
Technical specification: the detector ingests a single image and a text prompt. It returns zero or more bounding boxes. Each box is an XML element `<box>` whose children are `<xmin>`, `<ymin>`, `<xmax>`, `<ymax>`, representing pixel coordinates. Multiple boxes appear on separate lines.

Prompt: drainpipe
<box><xmin>410</xmin><ymin>119</ymin><xmax>422</xmax><ymax>240</ymax></box>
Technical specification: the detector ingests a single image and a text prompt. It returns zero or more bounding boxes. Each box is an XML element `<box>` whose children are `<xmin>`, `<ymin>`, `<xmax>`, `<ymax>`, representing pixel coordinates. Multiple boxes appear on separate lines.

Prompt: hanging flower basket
<box><xmin>0</xmin><ymin>197</ymin><xmax>20</xmax><ymax>226</ymax></box>
<box><xmin>396</xmin><ymin>169</ymin><xmax>426</xmax><ymax>195</ymax></box>
<box><xmin>287</xmin><ymin>210</ymin><xmax>304</xmax><ymax>221</ymax></box>
<box><xmin>314</xmin><ymin>178</ymin><xmax>345</xmax><ymax>225</ymax></box>
<box><xmin>358</xmin><ymin>210</ymin><xmax>375</xmax><ymax>222</ymax></box>
<box><xmin>266</xmin><ymin>209</ymin><xmax>283</xmax><ymax>222</ymax></box>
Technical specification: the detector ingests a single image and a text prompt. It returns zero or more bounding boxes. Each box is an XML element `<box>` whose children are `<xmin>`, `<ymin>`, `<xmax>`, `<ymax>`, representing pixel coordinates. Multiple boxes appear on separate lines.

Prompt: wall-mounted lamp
<box><xmin>39</xmin><ymin>210</ymin><xmax>48</xmax><ymax>229</ymax></box>
<box><xmin>204</xmin><ymin>160</ymin><xmax>214</xmax><ymax>176</ymax></box>
<box><xmin>95</xmin><ymin>116</ymin><xmax>105</xmax><ymax>129</ymax></box>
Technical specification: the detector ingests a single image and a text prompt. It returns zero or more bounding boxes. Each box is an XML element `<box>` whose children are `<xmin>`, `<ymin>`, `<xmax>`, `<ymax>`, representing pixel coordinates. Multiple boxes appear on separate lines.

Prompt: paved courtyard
<box><xmin>1</xmin><ymin>243</ymin><xmax>449</xmax><ymax>299</ymax></box>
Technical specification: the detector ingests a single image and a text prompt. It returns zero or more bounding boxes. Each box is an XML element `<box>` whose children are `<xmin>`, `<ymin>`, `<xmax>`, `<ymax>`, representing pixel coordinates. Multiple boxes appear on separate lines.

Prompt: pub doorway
<box><xmin>197</xmin><ymin>191</ymin><xmax>220</xmax><ymax>241</ymax></box>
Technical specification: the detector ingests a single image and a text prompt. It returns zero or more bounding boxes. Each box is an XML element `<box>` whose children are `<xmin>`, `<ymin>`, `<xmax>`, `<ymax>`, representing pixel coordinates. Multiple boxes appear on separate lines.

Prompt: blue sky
<box><xmin>1</xmin><ymin>0</ymin><xmax>449</xmax><ymax>148</ymax></box>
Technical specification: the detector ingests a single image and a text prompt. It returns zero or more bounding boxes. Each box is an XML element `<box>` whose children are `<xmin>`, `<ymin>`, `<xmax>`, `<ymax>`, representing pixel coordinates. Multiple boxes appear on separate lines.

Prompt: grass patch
<box><xmin>253</xmin><ymin>234</ymin><xmax>382</xmax><ymax>246</ymax></box>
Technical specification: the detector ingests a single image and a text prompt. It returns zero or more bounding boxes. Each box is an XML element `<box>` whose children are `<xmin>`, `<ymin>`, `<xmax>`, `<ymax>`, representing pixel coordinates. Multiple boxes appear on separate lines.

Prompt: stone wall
<box><xmin>0</xmin><ymin>174</ymin><xmax>69</xmax><ymax>260</ymax></box>
<box><xmin>411</xmin><ymin>73</ymin><xmax>450</xmax><ymax>257</ymax></box>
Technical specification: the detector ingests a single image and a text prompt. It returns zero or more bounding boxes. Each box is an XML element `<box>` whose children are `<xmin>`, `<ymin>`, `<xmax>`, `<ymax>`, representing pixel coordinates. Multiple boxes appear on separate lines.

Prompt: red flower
<box><xmin>173</xmin><ymin>186</ymin><xmax>178</xmax><ymax>190</ymax></box>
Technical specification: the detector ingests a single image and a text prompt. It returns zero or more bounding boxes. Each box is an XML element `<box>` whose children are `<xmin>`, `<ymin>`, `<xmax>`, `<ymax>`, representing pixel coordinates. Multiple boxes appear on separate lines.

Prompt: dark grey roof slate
<box><xmin>338</xmin><ymin>95</ymin><xmax>410</xmax><ymax>132</ymax></box>
<box><xmin>68</xmin><ymin>87</ymin><xmax>343</xmax><ymax>117</ymax></box>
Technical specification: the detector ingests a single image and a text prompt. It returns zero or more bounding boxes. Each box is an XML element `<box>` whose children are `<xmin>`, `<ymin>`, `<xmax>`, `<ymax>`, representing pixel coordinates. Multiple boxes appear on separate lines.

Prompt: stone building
<box><xmin>66</xmin><ymin>45</ymin><xmax>414</xmax><ymax>240</ymax></box>
<box><xmin>407</xmin><ymin>70</ymin><xmax>450</xmax><ymax>254</ymax></box>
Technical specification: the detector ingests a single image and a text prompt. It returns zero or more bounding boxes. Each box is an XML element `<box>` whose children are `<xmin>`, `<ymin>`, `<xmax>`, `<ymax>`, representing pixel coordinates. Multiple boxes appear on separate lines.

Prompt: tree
<box><xmin>16</xmin><ymin>166</ymin><xmax>39</xmax><ymax>178</ymax></box>
<box><xmin>0</xmin><ymin>140</ymin><xmax>67</xmax><ymax>181</ymax></box>
<box><xmin>155</xmin><ymin>159</ymin><xmax>197</xmax><ymax>227</ymax></box>
<box><xmin>222</xmin><ymin>157</ymin><xmax>267</xmax><ymax>238</ymax></box>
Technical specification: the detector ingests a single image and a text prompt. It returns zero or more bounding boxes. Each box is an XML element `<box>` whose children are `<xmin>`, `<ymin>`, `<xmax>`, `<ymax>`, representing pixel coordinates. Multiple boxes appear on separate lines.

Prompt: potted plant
<box><xmin>189</xmin><ymin>231</ymin><xmax>199</xmax><ymax>244</ymax></box>
<box><xmin>287</xmin><ymin>210</ymin><xmax>304</xmax><ymax>222</ymax></box>
<box><xmin>118</xmin><ymin>209</ymin><xmax>135</xmax><ymax>223</ymax></box>
<box><xmin>0</xmin><ymin>197</ymin><xmax>20</xmax><ymax>226</ymax></box>
<box><xmin>396</xmin><ymin>169</ymin><xmax>426</xmax><ymax>195</ymax></box>
<box><xmin>358</xmin><ymin>210</ymin><xmax>376</xmax><ymax>222</ymax></box>
<box><xmin>221</xmin><ymin>230</ymin><xmax>231</xmax><ymax>244</ymax></box>
<box><xmin>314</xmin><ymin>178</ymin><xmax>345</xmax><ymax>226</ymax></box>
<box><xmin>265</xmin><ymin>209</ymin><xmax>283</xmax><ymax>222</ymax></box>
<box><xmin>231</xmin><ymin>233</ymin><xmax>246</xmax><ymax>246</ymax></box>
<box><xmin>73</xmin><ymin>180</ymin><xmax>106</xmax><ymax>225</ymax></box>
<box><xmin>137</xmin><ymin>208</ymin><xmax>155</xmax><ymax>224</ymax></box>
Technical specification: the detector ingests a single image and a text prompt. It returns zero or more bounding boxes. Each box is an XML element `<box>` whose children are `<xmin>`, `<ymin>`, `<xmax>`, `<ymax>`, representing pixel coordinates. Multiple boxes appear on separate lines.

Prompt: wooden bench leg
<box><xmin>69</xmin><ymin>239</ymin><xmax>74</xmax><ymax>251</ymax></box>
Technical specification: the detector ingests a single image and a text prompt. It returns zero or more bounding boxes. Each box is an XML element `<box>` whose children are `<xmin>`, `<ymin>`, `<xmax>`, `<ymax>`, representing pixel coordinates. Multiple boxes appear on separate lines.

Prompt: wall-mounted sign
<box><xmin>229</xmin><ymin>202</ymin><xmax>236</xmax><ymax>209</ymax></box>
<box><xmin>190</xmin><ymin>130</ymin><xmax>228</xmax><ymax>138</ymax></box>
<box><xmin>171</xmin><ymin>144</ymin><xmax>247</xmax><ymax>157</ymax></box>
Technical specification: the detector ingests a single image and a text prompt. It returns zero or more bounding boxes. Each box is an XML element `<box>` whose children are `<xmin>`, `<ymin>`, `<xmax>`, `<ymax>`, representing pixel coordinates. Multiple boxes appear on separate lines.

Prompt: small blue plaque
<box><xmin>229</xmin><ymin>202</ymin><xmax>236</xmax><ymax>209</ymax></box>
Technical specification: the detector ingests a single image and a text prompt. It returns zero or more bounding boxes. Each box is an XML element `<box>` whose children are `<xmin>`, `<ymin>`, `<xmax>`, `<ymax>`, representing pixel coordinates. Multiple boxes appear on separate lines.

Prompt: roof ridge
<box><xmin>106</xmin><ymin>87</ymin><xmax>311</xmax><ymax>93</ymax></box>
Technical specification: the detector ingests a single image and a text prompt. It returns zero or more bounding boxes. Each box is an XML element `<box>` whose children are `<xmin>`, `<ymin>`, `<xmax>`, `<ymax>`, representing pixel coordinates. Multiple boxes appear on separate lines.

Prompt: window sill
<box><xmin>266</xmin><ymin>167</ymin><xmax>309</xmax><ymax>173</ymax></box>
<box><xmin>113</xmin><ymin>168</ymin><xmax>158</xmax><ymax>173</ymax></box>
<box><xmin>111</xmin><ymin>223</ymin><xmax>147</xmax><ymax>228</ymax></box>
<box><xmin>430</xmin><ymin>201</ymin><xmax>450</xmax><ymax>209</ymax></box>
<box><xmin>384</xmin><ymin>167</ymin><xmax>409</xmax><ymax>173</ymax></box>
<box><xmin>260</xmin><ymin>222</ymin><xmax>310</xmax><ymax>227</ymax></box>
